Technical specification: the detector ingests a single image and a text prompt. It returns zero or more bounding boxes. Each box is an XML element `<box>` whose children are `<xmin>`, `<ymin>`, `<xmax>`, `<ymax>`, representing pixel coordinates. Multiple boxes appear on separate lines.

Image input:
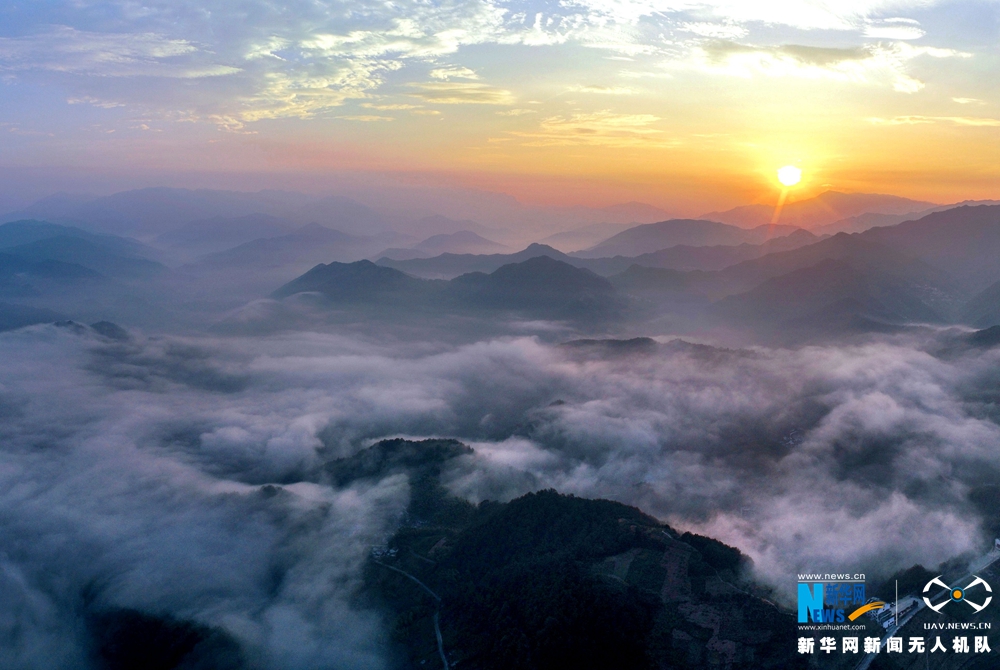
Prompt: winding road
<box><xmin>373</xmin><ymin>560</ymin><xmax>450</xmax><ymax>670</ymax></box>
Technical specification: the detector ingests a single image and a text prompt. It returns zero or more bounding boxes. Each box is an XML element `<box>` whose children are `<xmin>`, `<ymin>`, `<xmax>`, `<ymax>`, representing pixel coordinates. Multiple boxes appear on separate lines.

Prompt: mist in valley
<box><xmin>2</xmin><ymin>185</ymin><xmax>1000</xmax><ymax>667</ymax></box>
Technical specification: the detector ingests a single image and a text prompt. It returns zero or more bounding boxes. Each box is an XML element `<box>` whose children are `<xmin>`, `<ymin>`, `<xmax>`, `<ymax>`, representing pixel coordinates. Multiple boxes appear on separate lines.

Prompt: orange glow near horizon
<box><xmin>0</xmin><ymin>2</ymin><xmax>998</xmax><ymax>214</ymax></box>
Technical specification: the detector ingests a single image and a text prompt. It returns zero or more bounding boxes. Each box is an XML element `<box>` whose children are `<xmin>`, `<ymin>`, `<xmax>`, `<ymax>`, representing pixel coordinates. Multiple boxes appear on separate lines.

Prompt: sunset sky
<box><xmin>1</xmin><ymin>0</ymin><xmax>998</xmax><ymax>212</ymax></box>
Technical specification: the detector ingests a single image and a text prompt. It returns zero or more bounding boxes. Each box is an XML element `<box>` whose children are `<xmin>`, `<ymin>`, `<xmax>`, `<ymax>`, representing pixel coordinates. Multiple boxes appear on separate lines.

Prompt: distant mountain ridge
<box><xmin>1</xmin><ymin>188</ymin><xmax>391</xmax><ymax>239</ymax></box>
<box><xmin>274</xmin><ymin>255</ymin><xmax>623</xmax><ymax>320</ymax></box>
<box><xmin>537</xmin><ymin>222</ymin><xmax>635</xmax><ymax>252</ymax></box>
<box><xmin>4</xmin><ymin>236</ymin><xmax>167</xmax><ymax>280</ymax></box>
<box><xmin>0</xmin><ymin>220</ymin><xmax>168</xmax><ymax>287</ymax></box>
<box><xmin>0</xmin><ymin>302</ymin><xmax>66</xmax><ymax>332</ymax></box>
<box><xmin>448</xmin><ymin>255</ymin><xmax>622</xmax><ymax>317</ymax></box>
<box><xmin>814</xmin><ymin>199</ymin><xmax>1000</xmax><ymax>236</ymax></box>
<box><xmin>376</xmin><ymin>230</ymin><xmax>509</xmax><ymax>260</ymax></box>
<box><xmin>272</xmin><ymin>259</ymin><xmax>433</xmax><ymax>302</ymax></box>
<box><xmin>154</xmin><ymin>214</ymin><xmax>297</xmax><ymax>258</ymax></box>
<box><xmin>377</xmin><ymin>230</ymin><xmax>822</xmax><ymax>279</ymax></box>
<box><xmin>858</xmin><ymin>204</ymin><xmax>1000</xmax><ymax>292</ymax></box>
<box><xmin>376</xmin><ymin>243</ymin><xmax>574</xmax><ymax>279</ymax></box>
<box><xmin>1</xmin><ymin>188</ymin><xmax>676</xmax><ymax>249</ymax></box>
<box><xmin>574</xmin><ymin>219</ymin><xmax>802</xmax><ymax>259</ymax></box>
<box><xmin>180</xmin><ymin>223</ymin><xmax>403</xmax><ymax>296</ymax></box>
<box><xmin>697</xmin><ymin>231</ymin><xmax>957</xmax><ymax>300</ymax></box>
<box><xmin>0</xmin><ymin>219</ymin><xmax>153</xmax><ymax>258</ymax></box>
<box><xmin>700</xmin><ymin>191</ymin><xmax>936</xmax><ymax>229</ymax></box>
<box><xmin>593</xmin><ymin>228</ymin><xmax>821</xmax><ymax>272</ymax></box>
<box><xmin>715</xmin><ymin>258</ymin><xmax>945</xmax><ymax>335</ymax></box>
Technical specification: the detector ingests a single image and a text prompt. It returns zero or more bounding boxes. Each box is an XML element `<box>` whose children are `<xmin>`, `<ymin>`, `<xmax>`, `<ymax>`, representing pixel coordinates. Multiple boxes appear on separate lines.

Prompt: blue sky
<box><xmin>1</xmin><ymin>1</ymin><xmax>997</xmax><ymax>209</ymax></box>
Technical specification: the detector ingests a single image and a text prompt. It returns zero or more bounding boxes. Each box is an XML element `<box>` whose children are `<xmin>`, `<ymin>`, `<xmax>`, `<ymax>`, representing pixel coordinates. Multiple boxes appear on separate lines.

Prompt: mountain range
<box><xmin>857</xmin><ymin>204</ymin><xmax>1000</xmax><ymax>292</ymax></box>
<box><xmin>0</xmin><ymin>220</ymin><xmax>167</xmax><ymax>288</ymax></box>
<box><xmin>376</xmin><ymin>243</ymin><xmax>575</xmax><ymax>280</ymax></box>
<box><xmin>375</xmin><ymin>230</ymin><xmax>510</xmax><ymax>261</ymax></box>
<box><xmin>699</xmin><ymin>191</ymin><xmax>936</xmax><ymax>229</ymax></box>
<box><xmin>177</xmin><ymin>223</ymin><xmax>403</xmax><ymax>299</ymax></box>
<box><xmin>274</xmin><ymin>255</ymin><xmax>623</xmax><ymax>320</ymax></box>
<box><xmin>1</xmin><ymin>190</ymin><xmax>999</xmax><ymax>341</ymax></box>
<box><xmin>375</xmin><ymin>229</ymin><xmax>820</xmax><ymax>280</ymax></box>
<box><xmin>154</xmin><ymin>213</ymin><xmax>298</xmax><ymax>259</ymax></box>
<box><xmin>573</xmin><ymin>220</ymin><xmax>802</xmax><ymax>258</ymax></box>
<box><xmin>266</xmin><ymin>202</ymin><xmax>1000</xmax><ymax>340</ymax></box>
<box><xmin>1</xmin><ymin>188</ymin><xmax>392</xmax><ymax>239</ymax></box>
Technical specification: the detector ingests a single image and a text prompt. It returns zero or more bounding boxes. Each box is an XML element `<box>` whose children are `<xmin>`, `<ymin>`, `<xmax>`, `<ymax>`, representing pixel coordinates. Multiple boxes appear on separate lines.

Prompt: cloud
<box><xmin>953</xmin><ymin>97</ymin><xmax>986</xmax><ymax>105</ymax></box>
<box><xmin>868</xmin><ymin>115</ymin><xmax>1000</xmax><ymax>126</ymax></box>
<box><xmin>434</xmin><ymin>336</ymin><xmax>1000</xmax><ymax>595</ymax></box>
<box><xmin>567</xmin><ymin>84</ymin><xmax>637</xmax><ymax>95</ymax></box>
<box><xmin>66</xmin><ymin>95</ymin><xmax>125</xmax><ymax>108</ymax></box>
<box><xmin>864</xmin><ymin>25</ymin><xmax>926</xmax><ymax>39</ymax></box>
<box><xmin>0</xmin><ymin>26</ymin><xmax>238</xmax><ymax>78</ymax></box>
<box><xmin>0</xmin><ymin>326</ymin><xmax>414</xmax><ymax>668</ymax></box>
<box><xmin>496</xmin><ymin>108</ymin><xmax>538</xmax><ymax>116</ymax></box>
<box><xmin>362</xmin><ymin>102</ymin><xmax>421</xmax><ymax>110</ymax></box>
<box><xmin>864</xmin><ymin>17</ymin><xmax>926</xmax><ymax>39</ymax></box>
<box><xmin>690</xmin><ymin>39</ymin><xmax>968</xmax><ymax>92</ymax></box>
<box><xmin>5</xmin><ymin>321</ymin><xmax>996</xmax><ymax>652</ymax></box>
<box><xmin>680</xmin><ymin>22</ymin><xmax>749</xmax><ymax>39</ymax></box>
<box><xmin>338</xmin><ymin>115</ymin><xmax>395</xmax><ymax>122</ymax></box>
<box><xmin>429</xmin><ymin>66</ymin><xmax>480</xmax><ymax>80</ymax></box>
<box><xmin>408</xmin><ymin>81</ymin><xmax>516</xmax><ymax>104</ymax></box>
<box><xmin>510</xmin><ymin>110</ymin><xmax>675</xmax><ymax>147</ymax></box>
<box><xmin>223</xmin><ymin>61</ymin><xmax>400</xmax><ymax>124</ymax></box>
<box><xmin>561</xmin><ymin>0</ymin><xmax>946</xmax><ymax>32</ymax></box>
<box><xmin>0</xmin><ymin>0</ymin><xmax>976</xmax><ymax>131</ymax></box>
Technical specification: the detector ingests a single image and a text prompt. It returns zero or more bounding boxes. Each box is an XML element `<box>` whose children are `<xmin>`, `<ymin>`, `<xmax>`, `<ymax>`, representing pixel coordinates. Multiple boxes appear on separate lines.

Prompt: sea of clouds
<box><xmin>2</xmin><ymin>323</ymin><xmax>999</xmax><ymax>668</ymax></box>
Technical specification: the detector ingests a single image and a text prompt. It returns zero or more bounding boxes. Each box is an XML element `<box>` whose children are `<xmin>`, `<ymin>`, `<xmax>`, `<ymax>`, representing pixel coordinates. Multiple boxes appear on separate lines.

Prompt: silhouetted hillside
<box><xmin>287</xmin><ymin>195</ymin><xmax>391</xmax><ymax>236</ymax></box>
<box><xmin>600</xmin><ymin>266</ymin><xmax>711</xmax><ymax>322</ymax></box>
<box><xmin>358</xmin><ymin>439</ymin><xmax>804</xmax><ymax>670</ymax></box>
<box><xmin>87</xmin><ymin>608</ymin><xmax>245</xmax><ymax>670</ymax></box>
<box><xmin>0</xmin><ymin>220</ymin><xmax>155</xmax><ymax>259</ymax></box>
<box><xmin>704</xmin><ymin>232</ymin><xmax>956</xmax><ymax>302</ymax></box>
<box><xmin>715</xmin><ymin>258</ymin><xmax>941</xmax><ymax>338</ymax></box>
<box><xmin>0</xmin><ymin>302</ymin><xmax>65</xmax><ymax>331</ymax></box>
<box><xmin>860</xmin><ymin>204</ymin><xmax>1000</xmax><ymax>292</ymax></box>
<box><xmin>561</xmin><ymin>337</ymin><xmax>658</xmax><ymax>355</ymax></box>
<box><xmin>154</xmin><ymin>213</ymin><xmax>296</xmax><ymax>257</ymax></box>
<box><xmin>701</xmin><ymin>191</ymin><xmax>935</xmax><ymax>229</ymax></box>
<box><xmin>272</xmin><ymin>260</ymin><xmax>433</xmax><ymax>302</ymax></box>
<box><xmin>964</xmin><ymin>280</ymin><xmax>1000</xmax><ymax>328</ymax></box>
<box><xmin>575</xmin><ymin>219</ymin><xmax>800</xmax><ymax>258</ymax></box>
<box><xmin>193</xmin><ymin>224</ymin><xmax>367</xmax><ymax>269</ymax></box>
<box><xmin>274</xmin><ymin>255</ymin><xmax>625</xmax><ymax>321</ymax></box>
<box><xmin>606</xmin><ymin>228</ymin><xmax>820</xmax><ymax>272</ymax></box>
<box><xmin>446</xmin><ymin>256</ymin><xmax>623</xmax><ymax>318</ymax></box>
<box><xmin>376</xmin><ymin>231</ymin><xmax>509</xmax><ymax>261</ymax></box>
<box><xmin>4</xmin><ymin>236</ymin><xmax>168</xmax><ymax>279</ymax></box>
<box><xmin>377</xmin><ymin>243</ymin><xmax>572</xmax><ymax>279</ymax></box>
<box><xmin>179</xmin><ymin>224</ymin><xmax>401</xmax><ymax>298</ymax></box>
<box><xmin>2</xmin><ymin>188</ymin><xmax>391</xmax><ymax>238</ymax></box>
<box><xmin>538</xmin><ymin>222</ymin><xmax>634</xmax><ymax>252</ymax></box>
<box><xmin>0</xmin><ymin>252</ymin><xmax>105</xmax><ymax>298</ymax></box>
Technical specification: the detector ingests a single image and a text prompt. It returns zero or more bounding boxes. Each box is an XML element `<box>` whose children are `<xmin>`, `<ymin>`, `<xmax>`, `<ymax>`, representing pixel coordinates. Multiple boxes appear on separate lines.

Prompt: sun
<box><xmin>777</xmin><ymin>165</ymin><xmax>802</xmax><ymax>187</ymax></box>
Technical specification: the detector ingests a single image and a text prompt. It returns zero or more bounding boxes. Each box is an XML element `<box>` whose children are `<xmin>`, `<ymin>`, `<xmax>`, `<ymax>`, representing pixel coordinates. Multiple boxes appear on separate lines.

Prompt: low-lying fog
<box><xmin>2</xmin><ymin>321</ymin><xmax>998</xmax><ymax>667</ymax></box>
